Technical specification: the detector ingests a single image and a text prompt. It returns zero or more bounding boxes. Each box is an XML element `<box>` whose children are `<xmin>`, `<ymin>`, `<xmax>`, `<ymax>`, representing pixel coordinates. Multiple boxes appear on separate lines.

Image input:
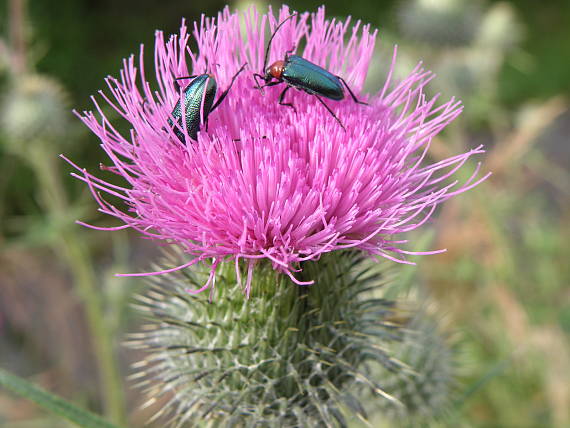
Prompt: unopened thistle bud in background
<box><xmin>1</xmin><ymin>74</ymin><xmax>70</xmax><ymax>155</ymax></box>
<box><xmin>396</xmin><ymin>0</ymin><xmax>483</xmax><ymax>47</ymax></box>
<box><xmin>65</xmin><ymin>5</ymin><xmax>488</xmax><ymax>426</ymax></box>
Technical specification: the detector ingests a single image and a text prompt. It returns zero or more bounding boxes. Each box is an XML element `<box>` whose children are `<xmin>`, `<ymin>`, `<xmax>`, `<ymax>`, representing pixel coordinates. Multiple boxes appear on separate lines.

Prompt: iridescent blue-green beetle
<box><xmin>253</xmin><ymin>14</ymin><xmax>367</xmax><ymax>130</ymax></box>
<box><xmin>168</xmin><ymin>63</ymin><xmax>246</xmax><ymax>142</ymax></box>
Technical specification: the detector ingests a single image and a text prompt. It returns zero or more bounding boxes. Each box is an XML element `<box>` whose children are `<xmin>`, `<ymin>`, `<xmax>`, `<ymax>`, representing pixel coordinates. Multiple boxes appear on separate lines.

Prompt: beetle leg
<box><xmin>232</xmin><ymin>135</ymin><xmax>268</xmax><ymax>142</ymax></box>
<box><xmin>174</xmin><ymin>75</ymin><xmax>199</xmax><ymax>81</ymax></box>
<box><xmin>284</xmin><ymin>46</ymin><xmax>296</xmax><ymax>60</ymax></box>
<box><xmin>169</xmin><ymin>119</ymin><xmax>185</xmax><ymax>144</ymax></box>
<box><xmin>141</xmin><ymin>99</ymin><xmax>154</xmax><ymax>115</ymax></box>
<box><xmin>278</xmin><ymin>86</ymin><xmax>296</xmax><ymax>113</ymax></box>
<box><xmin>253</xmin><ymin>73</ymin><xmax>266</xmax><ymax>92</ymax></box>
<box><xmin>255</xmin><ymin>79</ymin><xmax>282</xmax><ymax>97</ymax></box>
<box><xmin>173</xmin><ymin>75</ymin><xmax>199</xmax><ymax>92</ymax></box>
<box><xmin>210</xmin><ymin>63</ymin><xmax>247</xmax><ymax>112</ymax></box>
<box><xmin>314</xmin><ymin>94</ymin><xmax>346</xmax><ymax>131</ymax></box>
<box><xmin>337</xmin><ymin>76</ymin><xmax>368</xmax><ymax>105</ymax></box>
<box><xmin>262</xmin><ymin>81</ymin><xmax>282</xmax><ymax>88</ymax></box>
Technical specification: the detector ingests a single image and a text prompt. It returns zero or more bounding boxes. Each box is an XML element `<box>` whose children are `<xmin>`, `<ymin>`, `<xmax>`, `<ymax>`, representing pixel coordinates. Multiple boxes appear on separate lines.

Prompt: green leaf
<box><xmin>454</xmin><ymin>358</ymin><xmax>511</xmax><ymax>409</ymax></box>
<box><xmin>0</xmin><ymin>368</ymin><xmax>124</xmax><ymax>428</ymax></box>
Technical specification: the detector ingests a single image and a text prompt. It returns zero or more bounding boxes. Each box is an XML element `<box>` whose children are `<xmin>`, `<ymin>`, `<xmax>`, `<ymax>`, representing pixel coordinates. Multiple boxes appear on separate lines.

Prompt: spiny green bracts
<box><xmin>129</xmin><ymin>251</ymin><xmax>415</xmax><ymax>427</ymax></box>
<box><xmin>372</xmin><ymin>306</ymin><xmax>457</xmax><ymax>425</ymax></box>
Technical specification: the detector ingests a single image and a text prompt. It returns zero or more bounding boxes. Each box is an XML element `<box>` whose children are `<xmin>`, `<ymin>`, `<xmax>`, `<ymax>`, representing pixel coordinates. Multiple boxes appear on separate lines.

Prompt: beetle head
<box><xmin>260</xmin><ymin>14</ymin><xmax>297</xmax><ymax>80</ymax></box>
<box><xmin>266</xmin><ymin>60</ymin><xmax>286</xmax><ymax>81</ymax></box>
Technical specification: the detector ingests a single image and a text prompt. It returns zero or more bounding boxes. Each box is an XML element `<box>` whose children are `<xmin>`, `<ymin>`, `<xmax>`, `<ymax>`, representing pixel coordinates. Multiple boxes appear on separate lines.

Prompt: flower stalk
<box><xmin>26</xmin><ymin>141</ymin><xmax>127</xmax><ymax>425</ymax></box>
<box><xmin>2</xmin><ymin>1</ymin><xmax>127</xmax><ymax>418</ymax></box>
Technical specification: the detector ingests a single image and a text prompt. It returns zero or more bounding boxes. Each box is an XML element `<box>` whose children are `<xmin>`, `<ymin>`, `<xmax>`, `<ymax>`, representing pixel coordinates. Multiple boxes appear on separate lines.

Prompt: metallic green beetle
<box><xmin>168</xmin><ymin>63</ymin><xmax>246</xmax><ymax>142</ymax></box>
<box><xmin>253</xmin><ymin>14</ymin><xmax>367</xmax><ymax>130</ymax></box>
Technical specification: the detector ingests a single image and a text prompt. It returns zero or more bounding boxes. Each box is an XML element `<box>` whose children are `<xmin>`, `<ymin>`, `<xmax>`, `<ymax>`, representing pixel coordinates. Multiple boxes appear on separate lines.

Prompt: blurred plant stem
<box><xmin>3</xmin><ymin>0</ymin><xmax>127</xmax><ymax>422</ymax></box>
<box><xmin>27</xmin><ymin>141</ymin><xmax>127</xmax><ymax>426</ymax></box>
<box><xmin>9</xmin><ymin>0</ymin><xmax>28</xmax><ymax>73</ymax></box>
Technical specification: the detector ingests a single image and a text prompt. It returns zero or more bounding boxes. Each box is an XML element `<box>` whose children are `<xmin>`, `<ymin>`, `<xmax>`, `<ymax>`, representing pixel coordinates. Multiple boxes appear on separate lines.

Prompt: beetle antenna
<box><xmin>262</xmin><ymin>13</ymin><xmax>298</xmax><ymax>73</ymax></box>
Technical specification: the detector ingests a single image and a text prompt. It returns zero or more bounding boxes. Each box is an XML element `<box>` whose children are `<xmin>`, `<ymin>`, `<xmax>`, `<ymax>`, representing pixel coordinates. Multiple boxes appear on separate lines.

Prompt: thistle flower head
<box><xmin>67</xmin><ymin>5</ymin><xmax>487</xmax><ymax>291</ymax></box>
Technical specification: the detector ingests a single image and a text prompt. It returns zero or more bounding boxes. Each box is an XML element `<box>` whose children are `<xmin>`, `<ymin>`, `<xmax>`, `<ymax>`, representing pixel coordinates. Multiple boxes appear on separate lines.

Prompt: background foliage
<box><xmin>0</xmin><ymin>0</ymin><xmax>568</xmax><ymax>427</ymax></box>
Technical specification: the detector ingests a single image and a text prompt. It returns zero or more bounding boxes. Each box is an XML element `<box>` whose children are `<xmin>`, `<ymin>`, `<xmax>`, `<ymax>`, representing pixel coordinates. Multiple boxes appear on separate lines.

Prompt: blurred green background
<box><xmin>0</xmin><ymin>0</ymin><xmax>568</xmax><ymax>427</ymax></box>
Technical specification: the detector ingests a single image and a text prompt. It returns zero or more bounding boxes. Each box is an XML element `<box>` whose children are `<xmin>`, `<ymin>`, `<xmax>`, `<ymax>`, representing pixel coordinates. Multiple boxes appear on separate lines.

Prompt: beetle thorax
<box><xmin>267</xmin><ymin>60</ymin><xmax>286</xmax><ymax>80</ymax></box>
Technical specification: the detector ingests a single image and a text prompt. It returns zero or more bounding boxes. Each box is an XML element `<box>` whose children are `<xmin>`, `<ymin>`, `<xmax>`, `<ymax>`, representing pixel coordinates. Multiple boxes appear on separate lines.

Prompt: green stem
<box><xmin>27</xmin><ymin>143</ymin><xmax>127</xmax><ymax>426</ymax></box>
<box><xmin>0</xmin><ymin>368</ymin><xmax>123</xmax><ymax>428</ymax></box>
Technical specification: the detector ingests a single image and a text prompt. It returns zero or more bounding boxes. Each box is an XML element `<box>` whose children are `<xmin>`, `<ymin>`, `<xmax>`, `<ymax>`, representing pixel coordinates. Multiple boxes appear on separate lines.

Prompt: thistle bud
<box><xmin>396</xmin><ymin>0</ymin><xmax>483</xmax><ymax>47</ymax></box>
<box><xmin>476</xmin><ymin>2</ymin><xmax>523</xmax><ymax>51</ymax></box>
<box><xmin>0</xmin><ymin>74</ymin><xmax>69</xmax><ymax>154</ymax></box>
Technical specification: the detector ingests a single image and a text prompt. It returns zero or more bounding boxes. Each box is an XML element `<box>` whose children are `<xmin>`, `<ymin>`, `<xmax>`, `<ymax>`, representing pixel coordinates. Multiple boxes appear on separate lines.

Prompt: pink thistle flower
<box><xmin>65</xmin><ymin>6</ymin><xmax>488</xmax><ymax>294</ymax></box>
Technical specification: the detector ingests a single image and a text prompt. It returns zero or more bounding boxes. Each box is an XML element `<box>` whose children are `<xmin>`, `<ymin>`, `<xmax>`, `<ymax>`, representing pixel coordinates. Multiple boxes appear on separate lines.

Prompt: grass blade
<box><xmin>0</xmin><ymin>368</ymin><xmax>124</xmax><ymax>428</ymax></box>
